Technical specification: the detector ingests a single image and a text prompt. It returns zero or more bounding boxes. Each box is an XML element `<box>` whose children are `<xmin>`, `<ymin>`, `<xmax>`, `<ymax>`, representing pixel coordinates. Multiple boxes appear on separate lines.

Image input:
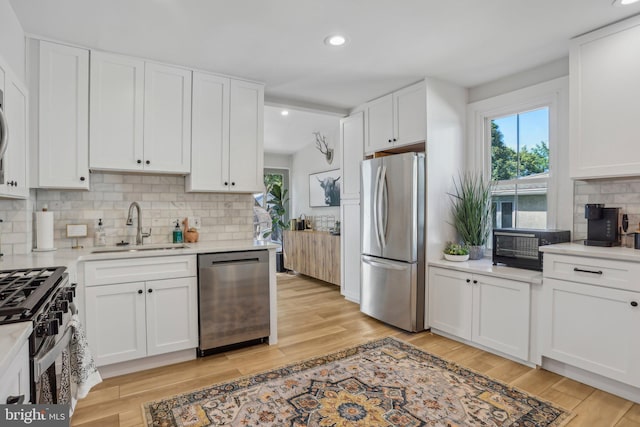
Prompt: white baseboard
<box><xmin>97</xmin><ymin>349</ymin><xmax>196</xmax><ymax>379</ymax></box>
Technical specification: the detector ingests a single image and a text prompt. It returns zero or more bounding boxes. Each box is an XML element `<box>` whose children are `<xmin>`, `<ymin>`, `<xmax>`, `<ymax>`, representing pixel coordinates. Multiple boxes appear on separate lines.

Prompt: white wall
<box><xmin>290</xmin><ymin>126</ymin><xmax>341</xmax><ymax>223</ymax></box>
<box><xmin>468</xmin><ymin>57</ymin><xmax>569</xmax><ymax>103</ymax></box>
<box><xmin>425</xmin><ymin>78</ymin><xmax>468</xmax><ymax>261</ymax></box>
<box><xmin>0</xmin><ymin>0</ymin><xmax>25</xmax><ymax>83</ymax></box>
<box><xmin>264</xmin><ymin>152</ymin><xmax>292</xmax><ymax>170</ymax></box>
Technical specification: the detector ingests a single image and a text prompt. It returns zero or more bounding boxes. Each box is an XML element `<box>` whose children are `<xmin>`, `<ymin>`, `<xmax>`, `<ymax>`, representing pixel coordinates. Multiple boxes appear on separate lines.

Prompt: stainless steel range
<box><xmin>0</xmin><ymin>266</ymin><xmax>75</xmax><ymax>404</ymax></box>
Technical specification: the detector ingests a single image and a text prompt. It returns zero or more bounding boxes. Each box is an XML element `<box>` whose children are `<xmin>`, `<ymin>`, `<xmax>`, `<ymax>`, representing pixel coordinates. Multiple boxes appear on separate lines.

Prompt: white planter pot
<box><xmin>444</xmin><ymin>253</ymin><xmax>469</xmax><ymax>262</ymax></box>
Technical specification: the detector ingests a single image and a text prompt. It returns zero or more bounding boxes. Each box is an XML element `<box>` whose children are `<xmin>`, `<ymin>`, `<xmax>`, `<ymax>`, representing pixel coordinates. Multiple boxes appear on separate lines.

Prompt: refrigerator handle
<box><xmin>378</xmin><ymin>165</ymin><xmax>387</xmax><ymax>248</ymax></box>
<box><xmin>362</xmin><ymin>255</ymin><xmax>406</xmax><ymax>270</ymax></box>
<box><xmin>373</xmin><ymin>165</ymin><xmax>383</xmax><ymax>249</ymax></box>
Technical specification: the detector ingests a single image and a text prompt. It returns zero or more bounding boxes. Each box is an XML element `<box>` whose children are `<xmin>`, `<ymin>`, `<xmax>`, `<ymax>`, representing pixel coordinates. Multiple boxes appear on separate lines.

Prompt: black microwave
<box><xmin>492</xmin><ymin>229</ymin><xmax>571</xmax><ymax>271</ymax></box>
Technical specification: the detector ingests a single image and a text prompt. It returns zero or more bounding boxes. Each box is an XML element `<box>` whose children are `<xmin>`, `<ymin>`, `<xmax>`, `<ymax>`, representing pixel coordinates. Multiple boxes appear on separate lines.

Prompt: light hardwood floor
<box><xmin>72</xmin><ymin>273</ymin><xmax>640</xmax><ymax>426</ymax></box>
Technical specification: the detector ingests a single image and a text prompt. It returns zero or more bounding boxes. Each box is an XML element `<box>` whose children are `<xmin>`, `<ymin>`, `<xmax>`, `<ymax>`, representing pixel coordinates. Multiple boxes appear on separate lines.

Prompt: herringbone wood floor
<box><xmin>71</xmin><ymin>273</ymin><xmax>640</xmax><ymax>426</ymax></box>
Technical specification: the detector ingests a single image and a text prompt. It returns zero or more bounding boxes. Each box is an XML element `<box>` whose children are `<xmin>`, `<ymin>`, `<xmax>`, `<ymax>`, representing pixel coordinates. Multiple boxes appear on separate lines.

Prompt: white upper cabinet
<box><xmin>143</xmin><ymin>62</ymin><xmax>191</xmax><ymax>173</ymax></box>
<box><xmin>228</xmin><ymin>79</ymin><xmax>264</xmax><ymax>192</ymax></box>
<box><xmin>365</xmin><ymin>81</ymin><xmax>426</xmax><ymax>154</ymax></box>
<box><xmin>90</xmin><ymin>52</ymin><xmax>192</xmax><ymax>173</ymax></box>
<box><xmin>90</xmin><ymin>51</ymin><xmax>145</xmax><ymax>172</ymax></box>
<box><xmin>570</xmin><ymin>14</ymin><xmax>640</xmax><ymax>179</ymax></box>
<box><xmin>340</xmin><ymin>111</ymin><xmax>364</xmax><ymax>200</ymax></box>
<box><xmin>187</xmin><ymin>72</ymin><xmax>229</xmax><ymax>192</ymax></box>
<box><xmin>188</xmin><ymin>74</ymin><xmax>264</xmax><ymax>193</ymax></box>
<box><xmin>30</xmin><ymin>40</ymin><xmax>89</xmax><ymax>189</ymax></box>
<box><xmin>2</xmin><ymin>72</ymin><xmax>29</xmax><ymax>199</ymax></box>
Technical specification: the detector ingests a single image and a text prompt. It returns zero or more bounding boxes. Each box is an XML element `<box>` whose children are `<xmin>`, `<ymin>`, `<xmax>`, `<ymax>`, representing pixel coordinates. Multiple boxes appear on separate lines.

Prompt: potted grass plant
<box><xmin>448</xmin><ymin>172</ymin><xmax>493</xmax><ymax>260</ymax></box>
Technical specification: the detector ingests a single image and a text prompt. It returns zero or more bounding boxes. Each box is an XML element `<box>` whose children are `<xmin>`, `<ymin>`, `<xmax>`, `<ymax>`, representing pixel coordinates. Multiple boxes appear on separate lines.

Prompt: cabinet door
<box><xmin>340</xmin><ymin>111</ymin><xmax>364</xmax><ymax>200</ymax></box>
<box><xmin>187</xmin><ymin>72</ymin><xmax>230</xmax><ymax>192</ymax></box>
<box><xmin>541</xmin><ymin>278</ymin><xmax>640</xmax><ymax>387</ymax></box>
<box><xmin>394</xmin><ymin>82</ymin><xmax>425</xmax><ymax>147</ymax></box>
<box><xmin>0</xmin><ymin>340</ymin><xmax>30</xmax><ymax>405</ymax></box>
<box><xmin>143</xmin><ymin>62</ymin><xmax>191</xmax><ymax>173</ymax></box>
<box><xmin>428</xmin><ymin>267</ymin><xmax>472</xmax><ymax>340</ymax></box>
<box><xmin>37</xmin><ymin>41</ymin><xmax>89</xmax><ymax>189</ymax></box>
<box><xmin>570</xmin><ymin>16</ymin><xmax>640</xmax><ymax>178</ymax></box>
<box><xmin>90</xmin><ymin>51</ymin><xmax>144</xmax><ymax>172</ymax></box>
<box><xmin>229</xmin><ymin>79</ymin><xmax>264</xmax><ymax>192</ymax></box>
<box><xmin>146</xmin><ymin>277</ymin><xmax>198</xmax><ymax>356</ymax></box>
<box><xmin>366</xmin><ymin>94</ymin><xmax>393</xmax><ymax>154</ymax></box>
<box><xmin>3</xmin><ymin>74</ymin><xmax>28</xmax><ymax>198</ymax></box>
<box><xmin>472</xmin><ymin>274</ymin><xmax>530</xmax><ymax>360</ymax></box>
<box><xmin>85</xmin><ymin>282</ymin><xmax>147</xmax><ymax>366</ymax></box>
<box><xmin>340</xmin><ymin>199</ymin><xmax>361</xmax><ymax>303</ymax></box>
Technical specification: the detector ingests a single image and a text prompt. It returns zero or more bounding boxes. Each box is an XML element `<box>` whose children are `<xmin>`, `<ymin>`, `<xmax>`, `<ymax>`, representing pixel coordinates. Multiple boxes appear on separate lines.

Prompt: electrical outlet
<box><xmin>188</xmin><ymin>216</ymin><xmax>201</xmax><ymax>229</ymax></box>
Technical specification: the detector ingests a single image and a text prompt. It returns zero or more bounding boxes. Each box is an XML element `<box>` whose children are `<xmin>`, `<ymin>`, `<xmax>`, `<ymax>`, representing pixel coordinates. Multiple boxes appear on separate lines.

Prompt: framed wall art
<box><xmin>309</xmin><ymin>169</ymin><xmax>341</xmax><ymax>207</ymax></box>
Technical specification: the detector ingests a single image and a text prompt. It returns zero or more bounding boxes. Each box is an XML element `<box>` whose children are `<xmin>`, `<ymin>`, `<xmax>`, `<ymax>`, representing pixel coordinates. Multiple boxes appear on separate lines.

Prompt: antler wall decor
<box><xmin>313</xmin><ymin>131</ymin><xmax>334</xmax><ymax>164</ymax></box>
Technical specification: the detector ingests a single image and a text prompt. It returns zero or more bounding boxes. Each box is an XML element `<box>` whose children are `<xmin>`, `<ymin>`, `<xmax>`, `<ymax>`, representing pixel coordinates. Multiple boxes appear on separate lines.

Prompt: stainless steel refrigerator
<box><xmin>360</xmin><ymin>152</ymin><xmax>425</xmax><ymax>332</ymax></box>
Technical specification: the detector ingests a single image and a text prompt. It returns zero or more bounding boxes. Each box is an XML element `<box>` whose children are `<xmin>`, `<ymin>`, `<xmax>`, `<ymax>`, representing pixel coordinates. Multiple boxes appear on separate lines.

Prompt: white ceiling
<box><xmin>9</xmin><ymin>0</ymin><xmax>640</xmax><ymax>153</ymax></box>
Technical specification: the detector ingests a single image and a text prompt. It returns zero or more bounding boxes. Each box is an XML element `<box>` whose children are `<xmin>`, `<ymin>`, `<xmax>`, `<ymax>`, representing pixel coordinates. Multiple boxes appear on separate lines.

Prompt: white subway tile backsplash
<box><xmin>0</xmin><ymin>172</ymin><xmax>256</xmax><ymax>254</ymax></box>
<box><xmin>573</xmin><ymin>176</ymin><xmax>640</xmax><ymax>241</ymax></box>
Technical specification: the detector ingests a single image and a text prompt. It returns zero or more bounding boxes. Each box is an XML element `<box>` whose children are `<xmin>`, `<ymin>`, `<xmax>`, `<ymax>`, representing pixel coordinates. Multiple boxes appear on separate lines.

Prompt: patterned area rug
<box><xmin>143</xmin><ymin>337</ymin><xmax>573</xmax><ymax>426</ymax></box>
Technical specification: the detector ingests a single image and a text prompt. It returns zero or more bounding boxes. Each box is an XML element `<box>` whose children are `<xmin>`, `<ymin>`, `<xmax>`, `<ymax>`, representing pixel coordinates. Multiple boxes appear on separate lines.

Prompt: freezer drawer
<box><xmin>360</xmin><ymin>255</ymin><xmax>423</xmax><ymax>332</ymax></box>
<box><xmin>198</xmin><ymin>251</ymin><xmax>270</xmax><ymax>355</ymax></box>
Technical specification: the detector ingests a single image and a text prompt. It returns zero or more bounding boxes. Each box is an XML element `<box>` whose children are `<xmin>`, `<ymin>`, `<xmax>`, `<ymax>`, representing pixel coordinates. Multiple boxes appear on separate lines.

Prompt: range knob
<box><xmin>65</xmin><ymin>289</ymin><xmax>75</xmax><ymax>303</ymax></box>
<box><xmin>36</xmin><ymin>319</ymin><xmax>59</xmax><ymax>337</ymax></box>
<box><xmin>56</xmin><ymin>300</ymin><xmax>69</xmax><ymax>313</ymax></box>
<box><xmin>50</xmin><ymin>310</ymin><xmax>63</xmax><ymax>326</ymax></box>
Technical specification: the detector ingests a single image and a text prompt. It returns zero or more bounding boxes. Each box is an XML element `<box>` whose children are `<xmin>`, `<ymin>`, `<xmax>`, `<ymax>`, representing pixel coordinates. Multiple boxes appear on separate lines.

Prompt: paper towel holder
<box><xmin>67</xmin><ymin>224</ymin><xmax>87</xmax><ymax>249</ymax></box>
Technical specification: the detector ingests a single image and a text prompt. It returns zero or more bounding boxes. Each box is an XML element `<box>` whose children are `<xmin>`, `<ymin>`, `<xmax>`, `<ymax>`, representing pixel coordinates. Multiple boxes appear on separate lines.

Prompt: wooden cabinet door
<box><xmin>570</xmin><ymin>15</ymin><xmax>640</xmax><ymax>178</ymax></box>
<box><xmin>187</xmin><ymin>72</ymin><xmax>229</xmax><ymax>192</ymax></box>
<box><xmin>341</xmin><ymin>199</ymin><xmax>361</xmax><ymax>302</ymax></box>
<box><xmin>146</xmin><ymin>277</ymin><xmax>198</xmax><ymax>356</ymax></box>
<box><xmin>37</xmin><ymin>41</ymin><xmax>89</xmax><ymax>189</ymax></box>
<box><xmin>541</xmin><ymin>278</ymin><xmax>640</xmax><ymax>387</ymax></box>
<box><xmin>340</xmin><ymin>111</ymin><xmax>364</xmax><ymax>200</ymax></box>
<box><xmin>366</xmin><ymin>93</ymin><xmax>393</xmax><ymax>154</ymax></box>
<box><xmin>143</xmin><ymin>62</ymin><xmax>192</xmax><ymax>173</ymax></box>
<box><xmin>85</xmin><ymin>282</ymin><xmax>147</xmax><ymax>366</ymax></box>
<box><xmin>394</xmin><ymin>82</ymin><xmax>426</xmax><ymax>147</ymax></box>
<box><xmin>3</xmin><ymin>74</ymin><xmax>29</xmax><ymax>198</ymax></box>
<box><xmin>90</xmin><ymin>51</ymin><xmax>144</xmax><ymax>172</ymax></box>
<box><xmin>428</xmin><ymin>267</ymin><xmax>472</xmax><ymax>339</ymax></box>
<box><xmin>472</xmin><ymin>274</ymin><xmax>530</xmax><ymax>360</ymax></box>
<box><xmin>229</xmin><ymin>79</ymin><xmax>264</xmax><ymax>192</ymax></box>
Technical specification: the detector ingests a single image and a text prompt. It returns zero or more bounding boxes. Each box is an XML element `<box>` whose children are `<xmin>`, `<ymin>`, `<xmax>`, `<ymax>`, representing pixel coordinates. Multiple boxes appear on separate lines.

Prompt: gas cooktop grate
<box><xmin>0</xmin><ymin>266</ymin><xmax>66</xmax><ymax>319</ymax></box>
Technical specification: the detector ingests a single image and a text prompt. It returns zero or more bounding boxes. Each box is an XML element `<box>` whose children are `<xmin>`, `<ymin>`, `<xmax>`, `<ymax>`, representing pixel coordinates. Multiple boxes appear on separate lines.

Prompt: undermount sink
<box><xmin>91</xmin><ymin>243</ymin><xmax>190</xmax><ymax>254</ymax></box>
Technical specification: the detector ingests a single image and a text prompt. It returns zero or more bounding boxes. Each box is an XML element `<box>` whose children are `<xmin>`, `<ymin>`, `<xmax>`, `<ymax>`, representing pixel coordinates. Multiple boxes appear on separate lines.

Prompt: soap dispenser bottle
<box><xmin>94</xmin><ymin>218</ymin><xmax>107</xmax><ymax>247</ymax></box>
<box><xmin>172</xmin><ymin>220</ymin><xmax>183</xmax><ymax>243</ymax></box>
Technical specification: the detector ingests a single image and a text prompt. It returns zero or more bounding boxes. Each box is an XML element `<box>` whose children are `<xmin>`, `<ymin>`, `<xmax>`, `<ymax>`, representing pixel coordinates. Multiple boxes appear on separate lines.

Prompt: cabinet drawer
<box><xmin>84</xmin><ymin>255</ymin><xmax>196</xmax><ymax>286</ymax></box>
<box><xmin>543</xmin><ymin>254</ymin><xmax>640</xmax><ymax>292</ymax></box>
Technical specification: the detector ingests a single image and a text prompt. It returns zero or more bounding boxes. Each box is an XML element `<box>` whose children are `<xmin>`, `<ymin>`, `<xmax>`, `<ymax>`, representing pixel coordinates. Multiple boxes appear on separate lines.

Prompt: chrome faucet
<box><xmin>126</xmin><ymin>201</ymin><xmax>151</xmax><ymax>245</ymax></box>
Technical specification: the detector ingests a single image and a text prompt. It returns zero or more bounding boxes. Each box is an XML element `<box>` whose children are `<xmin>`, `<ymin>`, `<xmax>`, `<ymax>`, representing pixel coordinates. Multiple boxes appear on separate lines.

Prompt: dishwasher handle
<box><xmin>210</xmin><ymin>258</ymin><xmax>261</xmax><ymax>265</ymax></box>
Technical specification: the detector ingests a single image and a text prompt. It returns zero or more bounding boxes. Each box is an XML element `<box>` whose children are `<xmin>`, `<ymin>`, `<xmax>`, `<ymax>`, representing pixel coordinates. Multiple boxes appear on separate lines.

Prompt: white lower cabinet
<box><xmin>541</xmin><ymin>277</ymin><xmax>640</xmax><ymax>388</ymax></box>
<box><xmin>340</xmin><ymin>199</ymin><xmax>360</xmax><ymax>303</ymax></box>
<box><xmin>0</xmin><ymin>340</ymin><xmax>30</xmax><ymax>404</ymax></box>
<box><xmin>83</xmin><ymin>256</ymin><xmax>198</xmax><ymax>367</ymax></box>
<box><xmin>429</xmin><ymin>267</ymin><xmax>530</xmax><ymax>361</ymax></box>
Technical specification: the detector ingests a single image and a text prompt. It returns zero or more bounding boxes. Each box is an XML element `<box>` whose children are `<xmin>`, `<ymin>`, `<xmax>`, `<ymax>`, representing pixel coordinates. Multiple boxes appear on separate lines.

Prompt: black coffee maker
<box><xmin>584</xmin><ymin>204</ymin><xmax>620</xmax><ymax>247</ymax></box>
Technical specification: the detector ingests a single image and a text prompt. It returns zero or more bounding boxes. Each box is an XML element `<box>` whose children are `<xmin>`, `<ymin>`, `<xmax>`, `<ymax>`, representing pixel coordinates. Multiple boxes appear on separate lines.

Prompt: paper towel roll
<box><xmin>35</xmin><ymin>211</ymin><xmax>55</xmax><ymax>251</ymax></box>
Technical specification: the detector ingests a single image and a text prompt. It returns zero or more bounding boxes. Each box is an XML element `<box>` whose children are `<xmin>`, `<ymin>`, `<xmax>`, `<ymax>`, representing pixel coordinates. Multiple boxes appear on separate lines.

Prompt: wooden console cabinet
<box><xmin>283</xmin><ymin>230</ymin><xmax>341</xmax><ymax>285</ymax></box>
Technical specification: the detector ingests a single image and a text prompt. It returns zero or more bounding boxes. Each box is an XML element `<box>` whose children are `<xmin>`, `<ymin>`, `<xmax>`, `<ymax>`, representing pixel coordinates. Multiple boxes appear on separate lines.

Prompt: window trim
<box><xmin>467</xmin><ymin>78</ymin><xmax>568</xmax><ymax>229</ymax></box>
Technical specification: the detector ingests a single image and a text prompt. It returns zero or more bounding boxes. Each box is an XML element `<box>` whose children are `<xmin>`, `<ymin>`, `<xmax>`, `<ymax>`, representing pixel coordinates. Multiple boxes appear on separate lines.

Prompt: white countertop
<box><xmin>0</xmin><ymin>322</ymin><xmax>32</xmax><ymax>374</ymax></box>
<box><xmin>0</xmin><ymin>240</ymin><xmax>279</xmax><ymax>270</ymax></box>
<box><xmin>429</xmin><ymin>257</ymin><xmax>543</xmax><ymax>284</ymax></box>
<box><xmin>540</xmin><ymin>242</ymin><xmax>640</xmax><ymax>263</ymax></box>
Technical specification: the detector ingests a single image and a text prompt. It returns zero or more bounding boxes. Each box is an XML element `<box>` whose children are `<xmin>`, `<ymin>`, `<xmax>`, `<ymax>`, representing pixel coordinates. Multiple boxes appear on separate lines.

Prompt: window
<box><xmin>489</xmin><ymin>107</ymin><xmax>549</xmax><ymax>229</ymax></box>
<box><xmin>468</xmin><ymin>77</ymin><xmax>569</xmax><ymax>235</ymax></box>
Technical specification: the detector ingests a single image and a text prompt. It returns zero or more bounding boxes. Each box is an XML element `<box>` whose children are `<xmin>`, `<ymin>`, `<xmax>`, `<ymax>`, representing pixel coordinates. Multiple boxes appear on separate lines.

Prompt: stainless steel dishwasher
<box><xmin>197</xmin><ymin>250</ymin><xmax>270</xmax><ymax>356</ymax></box>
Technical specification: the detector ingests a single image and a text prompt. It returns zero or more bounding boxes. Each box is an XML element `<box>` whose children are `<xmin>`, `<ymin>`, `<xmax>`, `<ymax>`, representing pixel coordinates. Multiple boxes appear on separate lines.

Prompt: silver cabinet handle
<box><xmin>0</xmin><ymin>105</ymin><xmax>8</xmax><ymax>162</ymax></box>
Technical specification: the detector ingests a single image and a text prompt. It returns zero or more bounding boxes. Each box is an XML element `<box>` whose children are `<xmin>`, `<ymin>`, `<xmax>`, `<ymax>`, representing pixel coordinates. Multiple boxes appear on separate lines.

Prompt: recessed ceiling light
<box><xmin>281</xmin><ymin>110</ymin><xmax>289</xmax><ymax>116</ymax></box>
<box><xmin>612</xmin><ymin>0</ymin><xmax>639</xmax><ymax>6</ymax></box>
<box><xmin>324</xmin><ymin>34</ymin><xmax>347</xmax><ymax>47</ymax></box>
